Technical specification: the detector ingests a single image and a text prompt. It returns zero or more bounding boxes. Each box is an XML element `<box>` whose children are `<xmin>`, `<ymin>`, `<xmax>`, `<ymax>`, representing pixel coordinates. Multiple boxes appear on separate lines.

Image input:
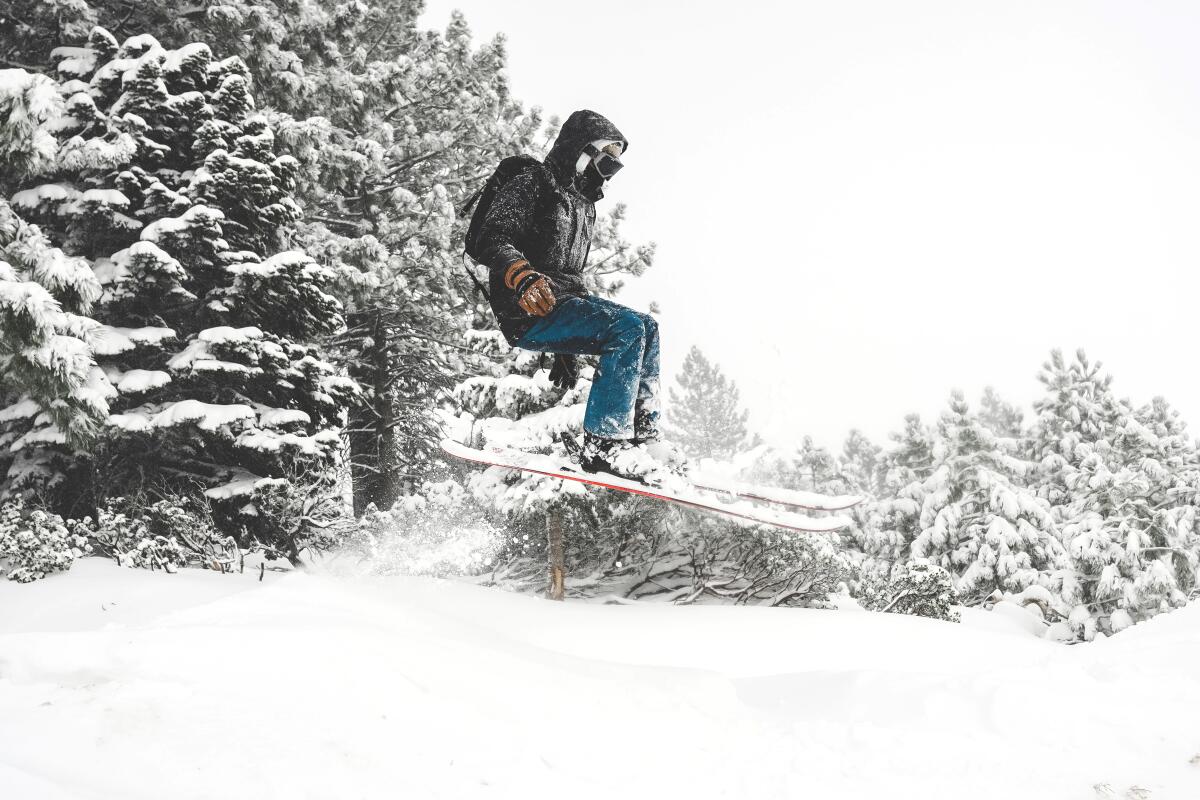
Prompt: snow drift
<box><xmin>1</xmin><ymin>559</ymin><xmax>1198</xmax><ymax>799</ymax></box>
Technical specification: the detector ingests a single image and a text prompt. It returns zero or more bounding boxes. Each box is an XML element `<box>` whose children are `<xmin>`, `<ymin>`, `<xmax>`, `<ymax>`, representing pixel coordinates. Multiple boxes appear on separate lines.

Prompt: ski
<box><xmin>684</xmin><ymin>473</ymin><xmax>864</xmax><ymax>512</ymax></box>
<box><xmin>440</xmin><ymin>438</ymin><xmax>853</xmax><ymax>534</ymax></box>
<box><xmin>557</xmin><ymin>432</ymin><xmax>863</xmax><ymax>512</ymax></box>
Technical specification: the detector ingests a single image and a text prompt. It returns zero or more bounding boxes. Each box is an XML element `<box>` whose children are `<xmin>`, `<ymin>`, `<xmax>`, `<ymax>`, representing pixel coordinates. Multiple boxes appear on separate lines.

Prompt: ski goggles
<box><xmin>583</xmin><ymin>143</ymin><xmax>624</xmax><ymax>179</ymax></box>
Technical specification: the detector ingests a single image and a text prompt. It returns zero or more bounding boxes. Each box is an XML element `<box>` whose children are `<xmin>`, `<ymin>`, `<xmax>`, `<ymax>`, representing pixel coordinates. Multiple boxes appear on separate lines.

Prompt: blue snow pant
<box><xmin>515</xmin><ymin>295</ymin><xmax>660</xmax><ymax>440</ymax></box>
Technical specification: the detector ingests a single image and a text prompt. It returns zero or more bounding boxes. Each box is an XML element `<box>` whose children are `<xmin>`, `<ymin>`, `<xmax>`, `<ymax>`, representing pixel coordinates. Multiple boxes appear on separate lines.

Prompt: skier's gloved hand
<box><xmin>505</xmin><ymin>259</ymin><xmax>556</xmax><ymax>317</ymax></box>
<box><xmin>516</xmin><ymin>273</ymin><xmax>555</xmax><ymax>316</ymax></box>
<box><xmin>548</xmin><ymin>354</ymin><xmax>579</xmax><ymax>390</ymax></box>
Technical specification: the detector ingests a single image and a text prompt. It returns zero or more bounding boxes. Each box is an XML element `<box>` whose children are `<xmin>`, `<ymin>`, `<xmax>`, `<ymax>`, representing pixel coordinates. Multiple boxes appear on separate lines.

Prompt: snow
<box><xmin>50</xmin><ymin>46</ymin><xmax>97</xmax><ymax>77</ymax></box>
<box><xmin>109</xmin><ymin>400</ymin><xmax>254</xmax><ymax>433</ymax></box>
<box><xmin>258</xmin><ymin>407</ymin><xmax>311</xmax><ymax>427</ymax></box>
<box><xmin>167</xmin><ymin>330</ymin><xmax>265</xmax><ymax>375</ymax></box>
<box><xmin>110</xmin><ymin>241</ymin><xmax>183</xmax><ymax>279</ymax></box>
<box><xmin>1</xmin><ymin>558</ymin><xmax>1198</xmax><ymax>799</ymax></box>
<box><xmin>104</xmin><ymin>368</ymin><xmax>171</xmax><ymax>395</ymax></box>
<box><xmin>203</xmin><ymin>470</ymin><xmax>278</xmax><ymax>500</ymax></box>
<box><xmin>226</xmin><ymin>249</ymin><xmax>314</xmax><ymax>278</ymax></box>
<box><xmin>89</xmin><ymin>324</ymin><xmax>176</xmax><ymax>355</ymax></box>
<box><xmin>139</xmin><ymin>205</ymin><xmax>225</xmax><ymax>243</ymax></box>
<box><xmin>10</xmin><ymin>183</ymin><xmax>79</xmax><ymax>209</ymax></box>
<box><xmin>161</xmin><ymin>42</ymin><xmax>212</xmax><ymax>74</ymax></box>
<box><xmin>236</xmin><ymin>428</ymin><xmax>341</xmax><ymax>455</ymax></box>
<box><xmin>75</xmin><ymin>188</ymin><xmax>130</xmax><ymax>207</ymax></box>
<box><xmin>0</xmin><ymin>399</ymin><xmax>41</xmax><ymax>423</ymax></box>
<box><xmin>198</xmin><ymin>325</ymin><xmax>263</xmax><ymax>343</ymax></box>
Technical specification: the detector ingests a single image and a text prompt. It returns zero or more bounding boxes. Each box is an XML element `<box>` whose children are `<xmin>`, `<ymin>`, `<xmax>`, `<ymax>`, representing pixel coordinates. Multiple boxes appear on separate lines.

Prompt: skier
<box><xmin>473</xmin><ymin>109</ymin><xmax>679</xmax><ymax>481</ymax></box>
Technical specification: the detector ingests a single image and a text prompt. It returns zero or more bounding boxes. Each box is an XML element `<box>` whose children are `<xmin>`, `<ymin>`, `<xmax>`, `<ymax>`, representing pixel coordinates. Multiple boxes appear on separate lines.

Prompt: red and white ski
<box><xmin>684</xmin><ymin>472</ymin><xmax>863</xmax><ymax>512</ymax></box>
<box><xmin>555</xmin><ymin>432</ymin><xmax>864</xmax><ymax>512</ymax></box>
<box><xmin>441</xmin><ymin>438</ymin><xmax>854</xmax><ymax>534</ymax></box>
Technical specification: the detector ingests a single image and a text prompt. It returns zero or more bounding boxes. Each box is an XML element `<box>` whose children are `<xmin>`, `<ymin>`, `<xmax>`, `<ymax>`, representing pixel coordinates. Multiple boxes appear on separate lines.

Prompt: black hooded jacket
<box><xmin>475</xmin><ymin>109</ymin><xmax>628</xmax><ymax>345</ymax></box>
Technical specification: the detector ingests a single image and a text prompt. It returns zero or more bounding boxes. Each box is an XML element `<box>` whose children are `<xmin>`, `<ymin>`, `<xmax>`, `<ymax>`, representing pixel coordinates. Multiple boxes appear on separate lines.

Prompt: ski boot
<box><xmin>632</xmin><ymin>404</ymin><xmax>689</xmax><ymax>476</ymax></box>
<box><xmin>581</xmin><ymin>432</ymin><xmax>659</xmax><ymax>484</ymax></box>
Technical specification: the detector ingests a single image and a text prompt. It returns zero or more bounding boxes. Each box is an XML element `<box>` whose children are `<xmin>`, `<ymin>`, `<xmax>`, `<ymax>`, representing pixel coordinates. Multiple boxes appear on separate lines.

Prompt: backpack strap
<box><xmin>460</xmin><ymin>252</ymin><xmax>491</xmax><ymax>301</ymax></box>
<box><xmin>460</xmin><ymin>156</ymin><xmax>555</xmax><ymax>301</ymax></box>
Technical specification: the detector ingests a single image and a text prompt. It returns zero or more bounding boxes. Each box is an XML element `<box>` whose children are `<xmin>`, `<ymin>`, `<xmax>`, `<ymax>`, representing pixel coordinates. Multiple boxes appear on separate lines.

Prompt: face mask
<box><xmin>574</xmin><ymin>143</ymin><xmax>624</xmax><ymax>201</ymax></box>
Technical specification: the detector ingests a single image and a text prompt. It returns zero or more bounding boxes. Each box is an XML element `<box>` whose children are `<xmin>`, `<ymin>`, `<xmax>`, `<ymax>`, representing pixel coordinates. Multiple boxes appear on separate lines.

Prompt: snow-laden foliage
<box><xmin>46</xmin><ymin>0</ymin><xmax>561</xmax><ymax>513</ymax></box>
<box><xmin>857</xmin><ymin>562</ymin><xmax>961</xmax><ymax>622</ymax></box>
<box><xmin>1</xmin><ymin>30</ymin><xmax>360</xmax><ymax>540</ymax></box>
<box><xmin>629</xmin><ymin>511</ymin><xmax>851</xmax><ymax>606</ymax></box>
<box><xmin>909</xmin><ymin>392</ymin><xmax>1069</xmax><ymax>604</ymax></box>
<box><xmin>835</xmin><ymin>354</ymin><xmax>1200</xmax><ymax>638</ymax></box>
<box><xmin>0</xmin><ymin>498</ymin><xmax>90</xmax><ymax>582</ymax></box>
<box><xmin>78</xmin><ymin>493</ymin><xmax>239</xmax><ymax>573</ymax></box>
<box><xmin>0</xmin><ymin>70</ymin><xmax>108</xmax><ymax>473</ymax></box>
<box><xmin>855</xmin><ymin>413</ymin><xmax>935</xmax><ymax>571</ymax></box>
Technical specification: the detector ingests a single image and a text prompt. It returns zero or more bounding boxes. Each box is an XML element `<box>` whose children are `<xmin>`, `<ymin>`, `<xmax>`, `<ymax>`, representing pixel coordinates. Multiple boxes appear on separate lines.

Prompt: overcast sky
<box><xmin>422</xmin><ymin>0</ymin><xmax>1200</xmax><ymax>450</ymax></box>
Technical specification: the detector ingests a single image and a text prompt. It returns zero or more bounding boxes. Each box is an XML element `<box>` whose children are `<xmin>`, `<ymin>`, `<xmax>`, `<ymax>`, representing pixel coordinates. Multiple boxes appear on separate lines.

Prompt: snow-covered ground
<box><xmin>1</xmin><ymin>559</ymin><xmax>1198</xmax><ymax>800</ymax></box>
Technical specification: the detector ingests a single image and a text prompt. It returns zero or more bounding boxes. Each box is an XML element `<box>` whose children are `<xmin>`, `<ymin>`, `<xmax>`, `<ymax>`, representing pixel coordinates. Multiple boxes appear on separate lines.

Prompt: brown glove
<box><xmin>505</xmin><ymin>259</ymin><xmax>556</xmax><ymax>317</ymax></box>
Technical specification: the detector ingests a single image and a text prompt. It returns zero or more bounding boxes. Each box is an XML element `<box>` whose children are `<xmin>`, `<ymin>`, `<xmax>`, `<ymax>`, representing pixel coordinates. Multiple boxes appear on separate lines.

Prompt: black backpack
<box><xmin>459</xmin><ymin>154</ymin><xmax>543</xmax><ymax>300</ymax></box>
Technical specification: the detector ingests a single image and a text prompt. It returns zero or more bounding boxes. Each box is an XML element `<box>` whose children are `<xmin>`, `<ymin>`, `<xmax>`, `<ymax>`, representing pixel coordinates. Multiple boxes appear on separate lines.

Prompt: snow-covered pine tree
<box><xmin>840</xmin><ymin>428</ymin><xmax>885</xmax><ymax>498</ymax></box>
<box><xmin>665</xmin><ymin>345</ymin><xmax>752</xmax><ymax>460</ymax></box>
<box><xmin>295</xmin><ymin>11</ymin><xmax>545</xmax><ymax>513</ymax></box>
<box><xmin>0</xmin><ymin>68</ymin><xmax>109</xmax><ymax>496</ymax></box>
<box><xmin>855</xmin><ymin>413</ymin><xmax>936</xmax><ymax>573</ymax></box>
<box><xmin>20</xmin><ymin>2</ymin><xmax>552</xmax><ymax>515</ymax></box>
<box><xmin>742</xmin><ymin>436</ymin><xmax>847</xmax><ymax>495</ymax></box>
<box><xmin>1030</xmin><ymin>349</ymin><xmax>1121</xmax><ymax>513</ymax></box>
<box><xmin>1058</xmin><ymin>393</ymin><xmax>1200</xmax><ymax>637</ymax></box>
<box><xmin>979</xmin><ymin>385</ymin><xmax>1026</xmax><ymax>439</ymax></box>
<box><xmin>1028</xmin><ymin>349</ymin><xmax>1200</xmax><ymax>636</ymax></box>
<box><xmin>0</xmin><ymin>198</ymin><xmax>109</xmax><ymax>489</ymax></box>
<box><xmin>2</xmin><ymin>31</ymin><xmax>358</xmax><ymax>549</ymax></box>
<box><xmin>910</xmin><ymin>391</ymin><xmax>1069</xmax><ymax>604</ymax></box>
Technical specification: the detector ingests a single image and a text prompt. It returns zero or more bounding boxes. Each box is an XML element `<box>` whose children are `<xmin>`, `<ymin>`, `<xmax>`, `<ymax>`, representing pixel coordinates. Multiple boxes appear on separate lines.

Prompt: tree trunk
<box><xmin>347</xmin><ymin>309</ymin><xmax>401</xmax><ymax>515</ymax></box>
<box><xmin>546</xmin><ymin>510</ymin><xmax>566</xmax><ymax>601</ymax></box>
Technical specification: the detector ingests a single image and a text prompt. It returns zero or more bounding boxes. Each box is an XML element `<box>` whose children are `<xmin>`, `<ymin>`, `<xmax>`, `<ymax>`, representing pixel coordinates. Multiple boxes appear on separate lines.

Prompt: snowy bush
<box><xmin>0</xmin><ymin>498</ymin><xmax>90</xmax><ymax>582</ymax></box>
<box><xmin>246</xmin><ymin>463</ymin><xmax>357</xmax><ymax>566</ymax></box>
<box><xmin>75</xmin><ymin>492</ymin><xmax>239</xmax><ymax>573</ymax></box>
<box><xmin>82</xmin><ymin>503</ymin><xmax>189</xmax><ymax>573</ymax></box>
<box><xmin>857</xmin><ymin>562</ymin><xmax>961</xmax><ymax>623</ymax></box>
<box><xmin>591</xmin><ymin>508</ymin><xmax>850</xmax><ymax>607</ymax></box>
<box><xmin>688</xmin><ymin>523</ymin><xmax>851</xmax><ymax>607</ymax></box>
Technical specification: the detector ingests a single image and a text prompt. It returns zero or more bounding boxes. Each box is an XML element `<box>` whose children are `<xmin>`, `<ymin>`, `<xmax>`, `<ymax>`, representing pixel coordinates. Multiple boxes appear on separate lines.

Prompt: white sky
<box><xmin>422</xmin><ymin>0</ymin><xmax>1200</xmax><ymax>450</ymax></box>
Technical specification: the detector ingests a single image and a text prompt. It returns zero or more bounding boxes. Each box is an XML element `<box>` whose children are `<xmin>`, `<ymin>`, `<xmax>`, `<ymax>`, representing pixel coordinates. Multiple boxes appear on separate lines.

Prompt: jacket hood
<box><xmin>545</xmin><ymin>109</ymin><xmax>627</xmax><ymax>188</ymax></box>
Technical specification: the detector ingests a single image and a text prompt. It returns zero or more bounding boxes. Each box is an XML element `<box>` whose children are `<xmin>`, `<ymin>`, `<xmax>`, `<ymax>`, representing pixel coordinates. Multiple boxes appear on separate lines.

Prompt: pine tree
<box><xmin>665</xmin><ymin>345</ymin><xmax>751</xmax><ymax>460</ymax></box>
<box><xmin>1030</xmin><ymin>349</ymin><xmax>1121</xmax><ymax>512</ymax></box>
<box><xmin>314</xmin><ymin>13</ymin><xmax>546</xmax><ymax>513</ymax></box>
<box><xmin>856</xmin><ymin>414</ymin><xmax>935</xmax><ymax>572</ymax></box>
<box><xmin>2</xmin><ymin>32</ymin><xmax>359</xmax><ymax>548</ymax></box>
<box><xmin>2</xmin><ymin>2</ymin><xmax>553</xmax><ymax>514</ymax></box>
<box><xmin>908</xmin><ymin>392</ymin><xmax>1068</xmax><ymax>603</ymax></box>
<box><xmin>1058</xmin><ymin>394</ymin><xmax>1199</xmax><ymax>636</ymax></box>
<box><xmin>0</xmin><ymin>68</ymin><xmax>109</xmax><ymax>495</ymax></box>
<box><xmin>840</xmin><ymin>428</ymin><xmax>885</xmax><ymax>497</ymax></box>
<box><xmin>979</xmin><ymin>385</ymin><xmax>1025</xmax><ymax>439</ymax></box>
<box><xmin>742</xmin><ymin>437</ymin><xmax>848</xmax><ymax>496</ymax></box>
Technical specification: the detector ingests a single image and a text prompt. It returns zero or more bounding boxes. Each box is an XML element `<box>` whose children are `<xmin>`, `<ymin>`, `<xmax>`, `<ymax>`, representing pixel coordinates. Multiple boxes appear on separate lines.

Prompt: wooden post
<box><xmin>546</xmin><ymin>510</ymin><xmax>566</xmax><ymax>601</ymax></box>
